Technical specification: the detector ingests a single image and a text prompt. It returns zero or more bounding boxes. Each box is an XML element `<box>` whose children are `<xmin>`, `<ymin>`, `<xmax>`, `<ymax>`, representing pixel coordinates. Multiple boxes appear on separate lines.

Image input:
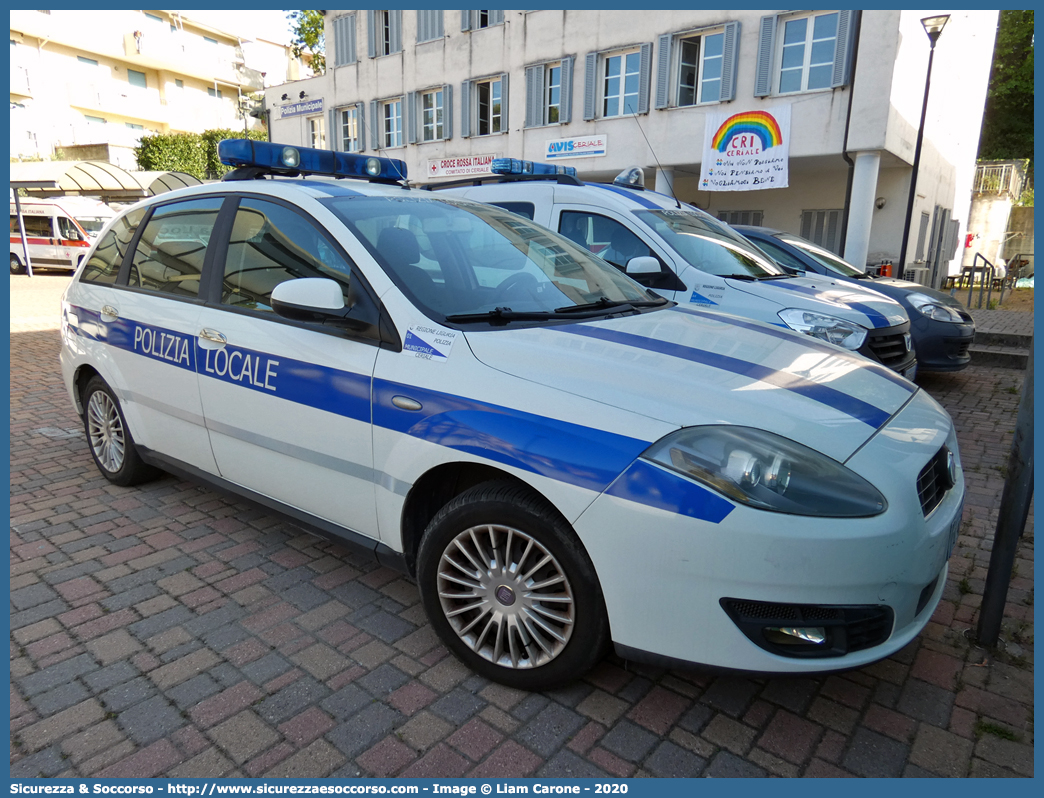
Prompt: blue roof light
<box><xmin>491</xmin><ymin>158</ymin><xmax>577</xmax><ymax>177</ymax></box>
<box><xmin>218</xmin><ymin>139</ymin><xmax>408</xmax><ymax>183</ymax></box>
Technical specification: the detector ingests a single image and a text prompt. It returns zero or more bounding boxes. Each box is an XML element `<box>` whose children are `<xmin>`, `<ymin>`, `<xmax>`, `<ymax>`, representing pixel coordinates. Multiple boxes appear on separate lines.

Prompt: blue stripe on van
<box><xmin>669</xmin><ymin>306</ymin><xmax>916</xmax><ymax>392</ymax></box>
<box><xmin>557</xmin><ymin>323</ymin><xmax>893</xmax><ymax>428</ymax></box>
<box><xmin>767</xmin><ymin>279</ymin><xmax>892</xmax><ymax>328</ymax></box>
<box><xmin>585</xmin><ymin>182</ymin><xmax>663</xmax><ymax>209</ymax></box>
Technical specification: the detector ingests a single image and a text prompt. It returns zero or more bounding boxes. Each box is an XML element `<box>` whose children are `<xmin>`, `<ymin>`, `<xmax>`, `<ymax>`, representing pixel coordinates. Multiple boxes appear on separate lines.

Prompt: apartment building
<box><xmin>265</xmin><ymin>9</ymin><xmax>997</xmax><ymax>285</ymax></box>
<box><xmin>10</xmin><ymin>9</ymin><xmax>301</xmax><ymax>169</ymax></box>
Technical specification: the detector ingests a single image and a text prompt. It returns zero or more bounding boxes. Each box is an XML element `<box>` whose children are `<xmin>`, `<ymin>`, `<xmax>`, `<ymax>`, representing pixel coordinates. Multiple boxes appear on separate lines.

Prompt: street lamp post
<box><xmin>897</xmin><ymin>14</ymin><xmax>950</xmax><ymax>280</ymax></box>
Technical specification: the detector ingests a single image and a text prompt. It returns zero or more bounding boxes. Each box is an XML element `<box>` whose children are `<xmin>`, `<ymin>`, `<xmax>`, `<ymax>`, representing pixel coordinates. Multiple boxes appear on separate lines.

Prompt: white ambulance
<box><xmin>10</xmin><ymin>197</ymin><xmax>115</xmax><ymax>274</ymax></box>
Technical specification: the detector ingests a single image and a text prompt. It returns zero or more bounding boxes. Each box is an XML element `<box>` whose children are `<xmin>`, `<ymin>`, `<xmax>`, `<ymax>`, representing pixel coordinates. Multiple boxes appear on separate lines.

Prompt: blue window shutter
<box><xmin>525</xmin><ymin>65</ymin><xmax>543</xmax><ymax>127</ymax></box>
<box><xmin>832</xmin><ymin>10</ymin><xmax>857</xmax><ymax>87</ymax></box>
<box><xmin>461</xmin><ymin>10</ymin><xmax>472</xmax><ymax>31</ymax></box>
<box><xmin>328</xmin><ymin>108</ymin><xmax>338</xmax><ymax>150</ymax></box>
<box><xmin>333</xmin><ymin>16</ymin><xmax>346</xmax><ymax>65</ymax></box>
<box><xmin>406</xmin><ymin>91</ymin><xmax>417</xmax><ymax>144</ymax></box>
<box><xmin>500</xmin><ymin>72</ymin><xmax>509</xmax><ymax>129</ymax></box>
<box><xmin>390</xmin><ymin>10</ymin><xmax>402</xmax><ymax>53</ymax></box>
<box><xmin>655</xmin><ymin>33</ymin><xmax>672</xmax><ymax>109</ymax></box>
<box><xmin>416</xmin><ymin>10</ymin><xmax>428</xmax><ymax>43</ymax></box>
<box><xmin>754</xmin><ymin>15</ymin><xmax>777</xmax><ymax>97</ymax></box>
<box><xmin>637</xmin><ymin>42</ymin><xmax>652</xmax><ymax>114</ymax></box>
<box><xmin>370</xmin><ymin>100</ymin><xmax>380</xmax><ymax>149</ymax></box>
<box><xmin>460</xmin><ymin>80</ymin><xmax>471</xmax><ymax>137</ymax></box>
<box><xmin>560</xmin><ymin>56</ymin><xmax>574</xmax><ymax>124</ymax></box>
<box><xmin>443</xmin><ymin>84</ymin><xmax>453</xmax><ymax>139</ymax></box>
<box><xmin>357</xmin><ymin>103</ymin><xmax>366</xmax><ymax>152</ymax></box>
<box><xmin>583</xmin><ymin>52</ymin><xmax>597</xmax><ymax>120</ymax></box>
<box><xmin>720</xmin><ymin>21</ymin><xmax>740</xmax><ymax>101</ymax></box>
<box><xmin>346</xmin><ymin>15</ymin><xmax>357</xmax><ymax>63</ymax></box>
<box><xmin>490</xmin><ymin>10</ymin><xmax>504</xmax><ymax>25</ymax></box>
<box><xmin>367</xmin><ymin>10</ymin><xmax>377</xmax><ymax>58</ymax></box>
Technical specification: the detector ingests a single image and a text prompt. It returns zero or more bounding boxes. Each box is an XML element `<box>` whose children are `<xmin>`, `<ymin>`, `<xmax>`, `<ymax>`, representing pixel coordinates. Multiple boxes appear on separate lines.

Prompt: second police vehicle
<box><xmin>60</xmin><ymin>141</ymin><xmax>964</xmax><ymax>689</ymax></box>
<box><xmin>435</xmin><ymin>161</ymin><xmax>918</xmax><ymax>379</ymax></box>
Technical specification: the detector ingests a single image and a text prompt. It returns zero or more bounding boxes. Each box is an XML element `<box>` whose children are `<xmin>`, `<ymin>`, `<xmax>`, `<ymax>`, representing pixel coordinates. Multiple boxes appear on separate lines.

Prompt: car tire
<box><xmin>81</xmin><ymin>376</ymin><xmax>160</xmax><ymax>486</ymax></box>
<box><xmin>417</xmin><ymin>480</ymin><xmax>609</xmax><ymax>690</ymax></box>
<box><xmin>11</xmin><ymin>253</ymin><xmax>26</xmax><ymax>275</ymax></box>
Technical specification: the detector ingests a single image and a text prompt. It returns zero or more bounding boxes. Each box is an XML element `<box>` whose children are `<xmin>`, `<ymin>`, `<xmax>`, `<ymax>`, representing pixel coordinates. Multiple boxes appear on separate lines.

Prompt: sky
<box><xmin>180</xmin><ymin>9</ymin><xmax>295</xmax><ymax>46</ymax></box>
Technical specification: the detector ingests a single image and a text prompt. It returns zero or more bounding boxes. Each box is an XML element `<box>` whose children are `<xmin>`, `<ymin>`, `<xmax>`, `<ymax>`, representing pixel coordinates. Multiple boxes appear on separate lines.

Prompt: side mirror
<box><xmin>625</xmin><ymin>256</ymin><xmax>661</xmax><ymax>275</ymax></box>
<box><xmin>271</xmin><ymin>277</ymin><xmax>366</xmax><ymax>330</ymax></box>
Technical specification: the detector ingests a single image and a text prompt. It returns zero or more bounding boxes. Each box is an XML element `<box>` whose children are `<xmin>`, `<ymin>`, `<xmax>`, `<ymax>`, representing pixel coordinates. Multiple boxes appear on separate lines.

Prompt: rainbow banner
<box><xmin>700</xmin><ymin>105</ymin><xmax>791</xmax><ymax>192</ymax></box>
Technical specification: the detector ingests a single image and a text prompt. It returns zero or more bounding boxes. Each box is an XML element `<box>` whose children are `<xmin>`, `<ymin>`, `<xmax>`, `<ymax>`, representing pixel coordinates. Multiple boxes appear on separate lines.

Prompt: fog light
<box><xmin>764</xmin><ymin>626</ymin><xmax>827</xmax><ymax>645</ymax></box>
<box><xmin>281</xmin><ymin>147</ymin><xmax>300</xmax><ymax>168</ymax></box>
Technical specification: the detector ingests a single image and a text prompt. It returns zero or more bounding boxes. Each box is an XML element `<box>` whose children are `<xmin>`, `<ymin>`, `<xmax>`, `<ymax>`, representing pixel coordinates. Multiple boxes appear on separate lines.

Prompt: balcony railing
<box><xmin>973</xmin><ymin>162</ymin><xmax>1026</xmax><ymax>199</ymax></box>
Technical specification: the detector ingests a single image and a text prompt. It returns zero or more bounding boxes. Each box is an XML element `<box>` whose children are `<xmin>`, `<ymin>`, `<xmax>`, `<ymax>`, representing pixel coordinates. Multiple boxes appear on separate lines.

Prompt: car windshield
<box><xmin>777</xmin><ymin>233</ymin><xmax>866</xmax><ymax>277</ymax></box>
<box><xmin>76</xmin><ymin>216</ymin><xmax>111</xmax><ymax>237</ymax></box>
<box><xmin>324</xmin><ymin>196</ymin><xmax>659</xmax><ymax>321</ymax></box>
<box><xmin>635</xmin><ymin>209</ymin><xmax>788</xmax><ymax>278</ymax></box>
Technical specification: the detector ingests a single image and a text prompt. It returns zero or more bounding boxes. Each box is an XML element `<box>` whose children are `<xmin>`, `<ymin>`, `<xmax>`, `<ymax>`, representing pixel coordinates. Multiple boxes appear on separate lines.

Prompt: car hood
<box><xmin>729</xmin><ymin>275</ymin><xmax>908</xmax><ymax>329</ymax></box>
<box><xmin>871</xmin><ymin>277</ymin><xmax>966</xmax><ymax>308</ymax></box>
<box><xmin>463</xmin><ymin>306</ymin><xmax>918</xmax><ymax>462</ymax></box>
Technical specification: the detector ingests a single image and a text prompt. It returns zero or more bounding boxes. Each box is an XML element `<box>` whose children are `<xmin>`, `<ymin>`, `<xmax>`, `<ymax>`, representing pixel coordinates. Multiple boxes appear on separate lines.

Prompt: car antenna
<box><xmin>628</xmin><ymin>105</ymin><xmax>681</xmax><ymax>209</ymax></box>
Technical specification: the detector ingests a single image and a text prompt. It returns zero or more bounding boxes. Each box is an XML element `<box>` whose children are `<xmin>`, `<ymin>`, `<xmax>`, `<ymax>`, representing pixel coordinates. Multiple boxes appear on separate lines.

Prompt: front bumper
<box><xmin>910</xmin><ymin>318</ymin><xmax>975</xmax><ymax>372</ymax></box>
<box><xmin>574</xmin><ymin>389</ymin><xmax>963</xmax><ymax>674</ymax></box>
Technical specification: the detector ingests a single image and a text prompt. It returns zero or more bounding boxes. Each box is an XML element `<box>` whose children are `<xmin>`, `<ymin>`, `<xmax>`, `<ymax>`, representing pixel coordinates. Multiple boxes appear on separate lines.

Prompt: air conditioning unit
<box><xmin>904</xmin><ymin>267</ymin><xmax>929</xmax><ymax>286</ymax></box>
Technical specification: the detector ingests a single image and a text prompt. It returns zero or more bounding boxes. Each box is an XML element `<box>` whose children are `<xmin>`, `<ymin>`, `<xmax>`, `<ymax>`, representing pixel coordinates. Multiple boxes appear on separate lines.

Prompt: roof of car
<box><xmin>732</xmin><ymin>225</ymin><xmax>785</xmax><ymax>236</ymax></box>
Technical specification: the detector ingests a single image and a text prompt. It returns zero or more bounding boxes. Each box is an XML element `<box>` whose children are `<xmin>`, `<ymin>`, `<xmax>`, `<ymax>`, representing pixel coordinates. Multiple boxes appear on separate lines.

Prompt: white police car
<box><xmin>60</xmin><ymin>141</ymin><xmax>963</xmax><ymax>690</ymax></box>
<box><xmin>435</xmin><ymin>161</ymin><xmax>918</xmax><ymax>379</ymax></box>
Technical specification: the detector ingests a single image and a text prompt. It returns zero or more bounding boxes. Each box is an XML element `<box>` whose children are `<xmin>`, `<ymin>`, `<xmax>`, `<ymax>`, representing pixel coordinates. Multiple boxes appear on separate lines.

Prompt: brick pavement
<box><xmin>9</xmin><ymin>274</ymin><xmax>1035</xmax><ymax>778</ymax></box>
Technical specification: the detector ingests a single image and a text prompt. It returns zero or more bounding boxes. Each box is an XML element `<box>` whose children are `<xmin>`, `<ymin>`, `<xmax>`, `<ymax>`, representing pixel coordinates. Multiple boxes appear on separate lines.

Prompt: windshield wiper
<box><xmin>720</xmin><ymin>273</ymin><xmax>758</xmax><ymax>281</ymax></box>
<box><xmin>445</xmin><ymin>307</ymin><xmax>560</xmax><ymax>323</ymax></box>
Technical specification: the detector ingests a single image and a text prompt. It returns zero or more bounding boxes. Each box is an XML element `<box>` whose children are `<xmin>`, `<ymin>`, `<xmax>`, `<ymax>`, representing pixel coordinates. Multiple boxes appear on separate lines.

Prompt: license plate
<box><xmin>946</xmin><ymin>500</ymin><xmax>963</xmax><ymax>557</ymax></box>
<box><xmin>904</xmin><ymin>363</ymin><xmax>918</xmax><ymax>381</ymax></box>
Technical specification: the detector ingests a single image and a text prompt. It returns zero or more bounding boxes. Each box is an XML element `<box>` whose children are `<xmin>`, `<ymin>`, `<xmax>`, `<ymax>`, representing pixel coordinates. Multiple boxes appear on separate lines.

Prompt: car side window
<box><xmin>558</xmin><ymin>211</ymin><xmax>654</xmax><ymax>268</ymax></box>
<box><xmin>81</xmin><ymin>207</ymin><xmax>146</xmax><ymax>285</ymax></box>
<box><xmin>221</xmin><ymin>198</ymin><xmax>355</xmax><ymax>313</ymax></box>
<box><xmin>128</xmin><ymin>198</ymin><xmax>222</xmax><ymax>297</ymax></box>
<box><xmin>490</xmin><ymin>201</ymin><xmax>535</xmax><ymax>220</ymax></box>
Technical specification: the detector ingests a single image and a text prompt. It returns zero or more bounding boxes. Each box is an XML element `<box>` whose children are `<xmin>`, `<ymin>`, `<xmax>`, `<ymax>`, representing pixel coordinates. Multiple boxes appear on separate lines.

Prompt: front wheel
<box><xmin>417</xmin><ymin>480</ymin><xmax>609</xmax><ymax>691</ymax></box>
<box><xmin>81</xmin><ymin>376</ymin><xmax>159</xmax><ymax>486</ymax></box>
<box><xmin>11</xmin><ymin>253</ymin><xmax>26</xmax><ymax>275</ymax></box>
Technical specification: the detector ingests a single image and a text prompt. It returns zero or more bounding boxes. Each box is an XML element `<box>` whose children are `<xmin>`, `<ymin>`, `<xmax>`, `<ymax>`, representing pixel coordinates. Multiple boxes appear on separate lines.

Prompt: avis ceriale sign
<box><xmin>426</xmin><ymin>155</ymin><xmax>499</xmax><ymax>178</ymax></box>
<box><xmin>699</xmin><ymin>107</ymin><xmax>791</xmax><ymax>191</ymax></box>
<box><xmin>545</xmin><ymin>134</ymin><xmax>607</xmax><ymax>159</ymax></box>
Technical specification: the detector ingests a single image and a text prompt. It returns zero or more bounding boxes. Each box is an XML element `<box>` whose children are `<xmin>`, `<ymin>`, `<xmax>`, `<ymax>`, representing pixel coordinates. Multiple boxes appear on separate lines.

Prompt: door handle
<box><xmin>100</xmin><ymin>305</ymin><xmax>118</xmax><ymax>320</ymax></box>
<box><xmin>199</xmin><ymin>328</ymin><xmax>227</xmax><ymax>345</ymax></box>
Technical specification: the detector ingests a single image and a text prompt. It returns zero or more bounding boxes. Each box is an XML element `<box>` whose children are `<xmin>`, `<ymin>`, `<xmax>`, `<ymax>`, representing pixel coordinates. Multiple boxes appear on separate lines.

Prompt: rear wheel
<box><xmin>81</xmin><ymin>376</ymin><xmax>159</xmax><ymax>486</ymax></box>
<box><xmin>417</xmin><ymin>480</ymin><xmax>609</xmax><ymax>690</ymax></box>
<box><xmin>11</xmin><ymin>253</ymin><xmax>26</xmax><ymax>275</ymax></box>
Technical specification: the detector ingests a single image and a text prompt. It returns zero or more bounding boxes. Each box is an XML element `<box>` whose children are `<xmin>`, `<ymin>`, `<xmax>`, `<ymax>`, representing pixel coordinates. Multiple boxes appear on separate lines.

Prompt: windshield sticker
<box><xmin>404</xmin><ymin>325</ymin><xmax>458</xmax><ymax>361</ymax></box>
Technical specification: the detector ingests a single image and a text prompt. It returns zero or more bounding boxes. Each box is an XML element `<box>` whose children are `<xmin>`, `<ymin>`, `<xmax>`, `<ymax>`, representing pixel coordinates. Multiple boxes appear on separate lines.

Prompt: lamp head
<box><xmin>921</xmin><ymin>14</ymin><xmax>950</xmax><ymax>44</ymax></box>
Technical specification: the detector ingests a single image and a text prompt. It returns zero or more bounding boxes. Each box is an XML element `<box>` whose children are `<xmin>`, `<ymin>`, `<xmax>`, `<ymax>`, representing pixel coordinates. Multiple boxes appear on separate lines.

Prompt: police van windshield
<box><xmin>324</xmin><ymin>197</ymin><xmax>659</xmax><ymax>322</ymax></box>
<box><xmin>635</xmin><ymin>210</ymin><xmax>787</xmax><ymax>279</ymax></box>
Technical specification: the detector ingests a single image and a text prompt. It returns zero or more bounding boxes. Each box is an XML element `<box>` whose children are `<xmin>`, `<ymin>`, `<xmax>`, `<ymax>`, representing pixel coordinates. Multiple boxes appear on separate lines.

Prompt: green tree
<box><xmin>287</xmin><ymin>10</ymin><xmax>325</xmax><ymax>74</ymax></box>
<box><xmin>978</xmin><ymin>10</ymin><xmax>1034</xmax><ymax>163</ymax></box>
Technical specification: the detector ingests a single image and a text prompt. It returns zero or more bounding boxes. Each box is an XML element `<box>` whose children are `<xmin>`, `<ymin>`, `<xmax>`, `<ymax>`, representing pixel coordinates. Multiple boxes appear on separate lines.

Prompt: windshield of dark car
<box><xmin>323</xmin><ymin>196</ymin><xmax>657</xmax><ymax>319</ymax></box>
<box><xmin>777</xmin><ymin>233</ymin><xmax>866</xmax><ymax>277</ymax></box>
<box><xmin>635</xmin><ymin>209</ymin><xmax>788</xmax><ymax>278</ymax></box>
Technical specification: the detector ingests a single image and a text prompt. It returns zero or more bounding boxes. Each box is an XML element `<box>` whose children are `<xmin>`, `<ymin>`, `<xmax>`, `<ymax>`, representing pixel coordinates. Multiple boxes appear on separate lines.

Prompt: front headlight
<box><xmin>907</xmin><ymin>292</ymin><xmax>965</xmax><ymax>323</ymax></box>
<box><xmin>643</xmin><ymin>426</ymin><xmax>886</xmax><ymax>517</ymax></box>
<box><xmin>778</xmin><ymin>308</ymin><xmax>868</xmax><ymax>350</ymax></box>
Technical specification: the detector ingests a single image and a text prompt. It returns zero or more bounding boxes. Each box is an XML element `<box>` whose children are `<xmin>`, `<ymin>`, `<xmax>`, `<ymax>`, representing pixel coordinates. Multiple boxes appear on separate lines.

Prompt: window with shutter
<box><xmin>800</xmin><ymin>209</ymin><xmax>844</xmax><ymax>255</ymax></box>
<box><xmin>333</xmin><ymin>14</ymin><xmax>357</xmax><ymax>66</ymax></box>
<box><xmin>417</xmin><ymin>10</ymin><xmax>444</xmax><ymax>43</ymax></box>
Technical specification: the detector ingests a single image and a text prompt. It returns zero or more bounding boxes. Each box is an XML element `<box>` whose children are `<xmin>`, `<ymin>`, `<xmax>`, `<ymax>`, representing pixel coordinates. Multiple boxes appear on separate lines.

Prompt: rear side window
<box><xmin>11</xmin><ymin>215</ymin><xmax>54</xmax><ymax>238</ymax></box>
<box><xmin>80</xmin><ymin>208</ymin><xmax>146</xmax><ymax>285</ymax></box>
<box><xmin>221</xmin><ymin>198</ymin><xmax>354</xmax><ymax>313</ymax></box>
<box><xmin>128</xmin><ymin>198</ymin><xmax>222</xmax><ymax>297</ymax></box>
<box><xmin>490</xmin><ymin>201</ymin><xmax>535</xmax><ymax>220</ymax></box>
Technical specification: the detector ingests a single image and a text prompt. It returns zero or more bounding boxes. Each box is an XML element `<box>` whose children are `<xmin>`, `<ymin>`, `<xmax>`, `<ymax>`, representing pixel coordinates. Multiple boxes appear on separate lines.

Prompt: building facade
<box><xmin>265</xmin><ymin>9</ymin><xmax>997</xmax><ymax>285</ymax></box>
<box><xmin>10</xmin><ymin>9</ymin><xmax>302</xmax><ymax>170</ymax></box>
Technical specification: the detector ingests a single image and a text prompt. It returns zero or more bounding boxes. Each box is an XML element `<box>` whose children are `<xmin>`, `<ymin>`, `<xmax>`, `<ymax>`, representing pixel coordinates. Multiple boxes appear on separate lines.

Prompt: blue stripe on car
<box><xmin>585</xmin><ymin>182</ymin><xmax>663</xmax><ymax>210</ymax></box>
<box><xmin>70</xmin><ymin>307</ymin><xmax>691</xmax><ymax>509</ymax></box>
<box><xmin>768</xmin><ymin>279</ymin><xmax>892</xmax><ymax>328</ymax></box>
<box><xmin>669</xmin><ymin>306</ymin><xmax>915</xmax><ymax>392</ymax></box>
<box><xmin>558</xmin><ymin>323</ymin><xmax>893</xmax><ymax>428</ymax></box>
<box><xmin>605</xmin><ymin>460</ymin><xmax>735</xmax><ymax>523</ymax></box>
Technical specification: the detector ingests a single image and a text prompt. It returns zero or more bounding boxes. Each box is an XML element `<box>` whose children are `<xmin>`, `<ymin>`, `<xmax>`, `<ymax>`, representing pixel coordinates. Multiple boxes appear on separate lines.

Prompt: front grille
<box><xmin>867</xmin><ymin>331</ymin><xmax>910</xmax><ymax>368</ymax></box>
<box><xmin>917</xmin><ymin>447</ymin><xmax>951</xmax><ymax>516</ymax></box>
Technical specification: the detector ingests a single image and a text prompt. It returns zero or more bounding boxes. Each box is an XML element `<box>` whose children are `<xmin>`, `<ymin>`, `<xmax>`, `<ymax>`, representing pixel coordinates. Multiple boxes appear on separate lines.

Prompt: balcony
<box><xmin>973</xmin><ymin>161</ymin><xmax>1027</xmax><ymax>200</ymax></box>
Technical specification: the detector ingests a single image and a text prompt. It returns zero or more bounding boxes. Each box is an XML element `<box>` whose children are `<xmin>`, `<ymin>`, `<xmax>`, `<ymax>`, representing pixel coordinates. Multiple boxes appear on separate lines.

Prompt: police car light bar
<box><xmin>218</xmin><ymin>139</ymin><xmax>408</xmax><ymax>183</ymax></box>
<box><xmin>491</xmin><ymin>158</ymin><xmax>577</xmax><ymax>177</ymax></box>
